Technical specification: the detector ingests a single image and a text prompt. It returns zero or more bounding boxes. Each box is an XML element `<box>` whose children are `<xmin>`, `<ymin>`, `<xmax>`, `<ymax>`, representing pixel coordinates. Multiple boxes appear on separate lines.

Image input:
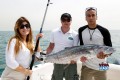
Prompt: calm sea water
<box><xmin>0</xmin><ymin>30</ymin><xmax>120</xmax><ymax>76</ymax></box>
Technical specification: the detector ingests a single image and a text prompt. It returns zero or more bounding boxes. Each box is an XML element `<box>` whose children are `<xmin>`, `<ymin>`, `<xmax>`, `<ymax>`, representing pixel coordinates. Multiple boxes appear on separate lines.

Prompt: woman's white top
<box><xmin>6</xmin><ymin>39</ymin><xmax>32</xmax><ymax>69</ymax></box>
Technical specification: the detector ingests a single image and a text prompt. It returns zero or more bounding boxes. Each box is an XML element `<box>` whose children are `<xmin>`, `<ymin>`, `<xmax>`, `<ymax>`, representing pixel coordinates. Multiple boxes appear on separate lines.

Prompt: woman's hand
<box><xmin>36</xmin><ymin>33</ymin><xmax>44</xmax><ymax>52</ymax></box>
<box><xmin>36</xmin><ymin>33</ymin><xmax>44</xmax><ymax>41</ymax></box>
<box><xmin>24</xmin><ymin>69</ymin><xmax>33</xmax><ymax>76</ymax></box>
<box><xmin>15</xmin><ymin>65</ymin><xmax>33</xmax><ymax>76</ymax></box>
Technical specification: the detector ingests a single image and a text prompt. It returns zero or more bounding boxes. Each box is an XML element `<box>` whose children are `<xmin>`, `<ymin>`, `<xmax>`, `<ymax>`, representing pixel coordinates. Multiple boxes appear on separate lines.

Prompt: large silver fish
<box><xmin>40</xmin><ymin>44</ymin><xmax>115</xmax><ymax>64</ymax></box>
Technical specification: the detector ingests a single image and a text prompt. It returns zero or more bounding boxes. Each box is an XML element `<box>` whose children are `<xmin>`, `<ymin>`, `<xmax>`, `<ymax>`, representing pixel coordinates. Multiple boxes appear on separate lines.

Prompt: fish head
<box><xmin>91</xmin><ymin>45</ymin><xmax>116</xmax><ymax>55</ymax></box>
<box><xmin>96</xmin><ymin>46</ymin><xmax>116</xmax><ymax>55</ymax></box>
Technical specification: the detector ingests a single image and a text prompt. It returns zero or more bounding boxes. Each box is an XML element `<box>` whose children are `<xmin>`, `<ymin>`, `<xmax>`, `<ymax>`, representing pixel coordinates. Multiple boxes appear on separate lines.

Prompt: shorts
<box><xmin>1</xmin><ymin>66</ymin><xmax>26</xmax><ymax>80</ymax></box>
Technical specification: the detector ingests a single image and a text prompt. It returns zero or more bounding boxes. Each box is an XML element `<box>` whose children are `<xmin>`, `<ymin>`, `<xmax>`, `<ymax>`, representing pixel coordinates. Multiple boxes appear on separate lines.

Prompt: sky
<box><xmin>0</xmin><ymin>0</ymin><xmax>120</xmax><ymax>31</ymax></box>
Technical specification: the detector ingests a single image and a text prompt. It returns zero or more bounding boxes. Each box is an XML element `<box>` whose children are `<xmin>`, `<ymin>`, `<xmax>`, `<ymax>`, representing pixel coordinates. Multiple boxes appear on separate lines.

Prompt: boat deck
<box><xmin>1</xmin><ymin>62</ymin><xmax>120</xmax><ymax>80</ymax></box>
<box><xmin>30</xmin><ymin>62</ymin><xmax>120</xmax><ymax>80</ymax></box>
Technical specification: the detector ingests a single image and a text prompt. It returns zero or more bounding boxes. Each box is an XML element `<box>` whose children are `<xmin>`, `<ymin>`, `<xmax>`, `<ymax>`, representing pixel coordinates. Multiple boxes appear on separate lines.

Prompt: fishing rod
<box><xmin>26</xmin><ymin>0</ymin><xmax>52</xmax><ymax>80</ymax></box>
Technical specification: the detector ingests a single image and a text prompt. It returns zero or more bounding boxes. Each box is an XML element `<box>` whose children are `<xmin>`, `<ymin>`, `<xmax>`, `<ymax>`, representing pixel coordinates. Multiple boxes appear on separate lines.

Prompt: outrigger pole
<box><xmin>27</xmin><ymin>0</ymin><xmax>51</xmax><ymax>80</ymax></box>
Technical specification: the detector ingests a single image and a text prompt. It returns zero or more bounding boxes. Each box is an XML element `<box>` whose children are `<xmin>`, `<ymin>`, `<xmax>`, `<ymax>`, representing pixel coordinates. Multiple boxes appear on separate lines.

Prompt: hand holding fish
<box><xmin>97</xmin><ymin>51</ymin><xmax>112</xmax><ymax>59</ymax></box>
<box><xmin>97</xmin><ymin>51</ymin><xmax>106</xmax><ymax>59</ymax></box>
<box><xmin>80</xmin><ymin>56</ymin><xmax>88</xmax><ymax>62</ymax></box>
<box><xmin>70</xmin><ymin>60</ymin><xmax>76</xmax><ymax>64</ymax></box>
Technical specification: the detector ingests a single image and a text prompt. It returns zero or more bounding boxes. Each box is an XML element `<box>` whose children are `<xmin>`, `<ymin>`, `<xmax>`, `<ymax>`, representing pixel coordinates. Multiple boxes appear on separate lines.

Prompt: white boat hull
<box><xmin>30</xmin><ymin>62</ymin><xmax>120</xmax><ymax>80</ymax></box>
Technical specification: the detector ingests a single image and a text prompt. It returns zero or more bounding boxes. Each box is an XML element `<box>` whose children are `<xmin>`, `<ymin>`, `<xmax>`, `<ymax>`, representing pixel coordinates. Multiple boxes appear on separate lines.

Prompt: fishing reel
<box><xmin>39</xmin><ymin>51</ymin><xmax>46</xmax><ymax>61</ymax></box>
<box><xmin>35</xmin><ymin>51</ymin><xmax>46</xmax><ymax>62</ymax></box>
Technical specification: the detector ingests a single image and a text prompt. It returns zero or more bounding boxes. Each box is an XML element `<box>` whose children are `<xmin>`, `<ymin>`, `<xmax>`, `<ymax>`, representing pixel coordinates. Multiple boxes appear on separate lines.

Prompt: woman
<box><xmin>1</xmin><ymin>17</ymin><xmax>41</xmax><ymax>80</ymax></box>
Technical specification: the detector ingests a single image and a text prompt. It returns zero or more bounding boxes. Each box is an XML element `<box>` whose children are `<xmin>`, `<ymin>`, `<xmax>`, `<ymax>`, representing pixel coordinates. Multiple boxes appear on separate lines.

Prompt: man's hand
<box><xmin>80</xmin><ymin>56</ymin><xmax>87</xmax><ymax>62</ymax></box>
<box><xmin>70</xmin><ymin>60</ymin><xmax>76</xmax><ymax>64</ymax></box>
<box><xmin>97</xmin><ymin>51</ymin><xmax>109</xmax><ymax>59</ymax></box>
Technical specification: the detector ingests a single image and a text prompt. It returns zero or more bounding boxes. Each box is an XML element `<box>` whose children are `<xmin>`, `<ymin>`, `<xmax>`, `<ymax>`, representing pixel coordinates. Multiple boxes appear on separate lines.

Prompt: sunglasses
<box><xmin>61</xmin><ymin>18</ymin><xmax>71</xmax><ymax>22</ymax></box>
<box><xmin>20</xmin><ymin>24</ymin><xmax>30</xmax><ymax>29</ymax></box>
<box><xmin>86</xmin><ymin>7</ymin><xmax>97</xmax><ymax>12</ymax></box>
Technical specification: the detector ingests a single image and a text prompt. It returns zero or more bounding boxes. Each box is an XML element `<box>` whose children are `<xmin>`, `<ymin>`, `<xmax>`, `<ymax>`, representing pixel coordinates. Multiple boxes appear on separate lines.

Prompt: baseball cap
<box><xmin>61</xmin><ymin>13</ymin><xmax>72</xmax><ymax>21</ymax></box>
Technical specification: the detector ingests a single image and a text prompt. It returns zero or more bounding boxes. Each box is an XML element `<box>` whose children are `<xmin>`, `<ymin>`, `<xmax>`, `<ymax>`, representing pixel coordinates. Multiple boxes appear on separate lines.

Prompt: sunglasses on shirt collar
<box><xmin>20</xmin><ymin>24</ymin><xmax>30</xmax><ymax>29</ymax></box>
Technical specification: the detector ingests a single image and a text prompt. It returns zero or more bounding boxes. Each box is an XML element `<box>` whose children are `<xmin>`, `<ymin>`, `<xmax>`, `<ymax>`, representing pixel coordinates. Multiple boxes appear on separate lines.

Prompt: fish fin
<box><xmin>65</xmin><ymin>46</ymin><xmax>80</xmax><ymax>49</ymax></box>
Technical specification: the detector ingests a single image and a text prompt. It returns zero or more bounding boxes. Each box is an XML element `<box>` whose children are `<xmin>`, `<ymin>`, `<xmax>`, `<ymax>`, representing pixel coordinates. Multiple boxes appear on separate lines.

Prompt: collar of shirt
<box><xmin>58</xmin><ymin>27</ymin><xmax>72</xmax><ymax>34</ymax></box>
